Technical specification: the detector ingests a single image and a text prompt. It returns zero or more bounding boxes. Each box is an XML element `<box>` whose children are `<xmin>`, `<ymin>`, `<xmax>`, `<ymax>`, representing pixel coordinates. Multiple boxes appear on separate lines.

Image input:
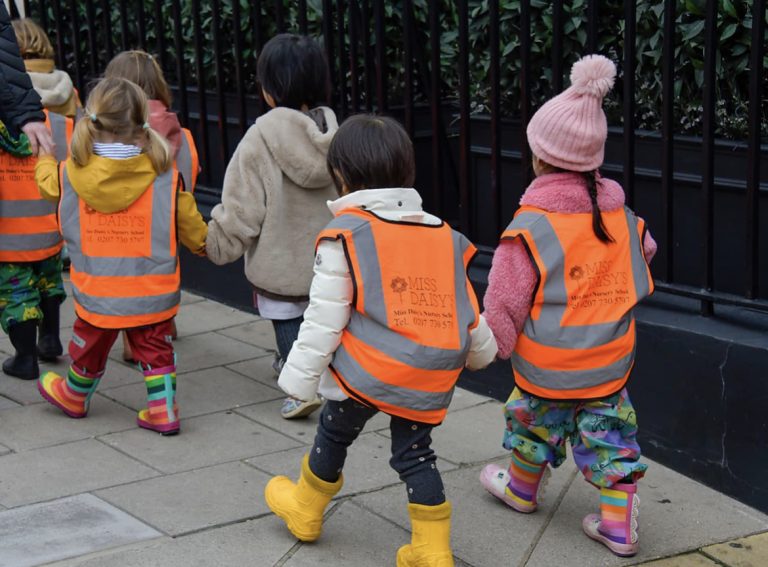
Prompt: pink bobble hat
<box><xmin>526</xmin><ymin>54</ymin><xmax>616</xmax><ymax>172</ymax></box>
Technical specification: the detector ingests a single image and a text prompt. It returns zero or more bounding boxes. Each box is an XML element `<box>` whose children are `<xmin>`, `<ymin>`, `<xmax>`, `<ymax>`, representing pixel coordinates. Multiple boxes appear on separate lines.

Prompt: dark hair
<box><xmin>327</xmin><ymin>114</ymin><xmax>416</xmax><ymax>193</ymax></box>
<box><xmin>256</xmin><ymin>34</ymin><xmax>330</xmax><ymax>110</ymax></box>
<box><xmin>583</xmin><ymin>170</ymin><xmax>614</xmax><ymax>243</ymax></box>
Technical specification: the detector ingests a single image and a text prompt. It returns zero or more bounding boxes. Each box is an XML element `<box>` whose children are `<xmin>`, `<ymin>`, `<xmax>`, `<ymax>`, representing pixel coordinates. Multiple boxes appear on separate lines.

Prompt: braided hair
<box><xmin>583</xmin><ymin>170</ymin><xmax>614</xmax><ymax>243</ymax></box>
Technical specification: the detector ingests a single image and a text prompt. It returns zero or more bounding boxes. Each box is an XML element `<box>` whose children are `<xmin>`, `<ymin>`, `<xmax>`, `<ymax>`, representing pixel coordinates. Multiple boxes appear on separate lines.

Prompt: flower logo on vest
<box><xmin>569</xmin><ymin>265</ymin><xmax>584</xmax><ymax>281</ymax></box>
<box><xmin>391</xmin><ymin>276</ymin><xmax>408</xmax><ymax>302</ymax></box>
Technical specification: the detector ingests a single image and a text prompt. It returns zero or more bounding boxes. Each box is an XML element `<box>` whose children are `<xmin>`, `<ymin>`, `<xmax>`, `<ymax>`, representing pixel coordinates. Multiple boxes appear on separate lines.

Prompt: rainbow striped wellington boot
<box><xmin>479</xmin><ymin>450</ymin><xmax>550</xmax><ymax>513</ymax></box>
<box><xmin>38</xmin><ymin>366</ymin><xmax>102</xmax><ymax>418</ymax></box>
<box><xmin>137</xmin><ymin>365</ymin><xmax>180</xmax><ymax>435</ymax></box>
<box><xmin>582</xmin><ymin>481</ymin><xmax>639</xmax><ymax>557</ymax></box>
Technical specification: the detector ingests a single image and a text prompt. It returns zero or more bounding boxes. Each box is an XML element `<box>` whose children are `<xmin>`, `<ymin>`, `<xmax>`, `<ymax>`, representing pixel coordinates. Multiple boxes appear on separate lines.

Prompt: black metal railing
<box><xmin>19</xmin><ymin>0</ymin><xmax>768</xmax><ymax>315</ymax></box>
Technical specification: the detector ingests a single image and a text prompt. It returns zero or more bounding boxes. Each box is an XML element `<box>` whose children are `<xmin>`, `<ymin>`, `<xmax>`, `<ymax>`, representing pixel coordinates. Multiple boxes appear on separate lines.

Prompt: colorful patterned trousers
<box><xmin>0</xmin><ymin>254</ymin><xmax>65</xmax><ymax>333</ymax></box>
<box><xmin>503</xmin><ymin>387</ymin><xmax>647</xmax><ymax>488</ymax></box>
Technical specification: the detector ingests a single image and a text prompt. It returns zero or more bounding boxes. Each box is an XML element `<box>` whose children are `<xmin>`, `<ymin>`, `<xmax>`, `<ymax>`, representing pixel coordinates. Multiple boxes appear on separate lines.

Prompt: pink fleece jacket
<box><xmin>483</xmin><ymin>172</ymin><xmax>657</xmax><ymax>359</ymax></box>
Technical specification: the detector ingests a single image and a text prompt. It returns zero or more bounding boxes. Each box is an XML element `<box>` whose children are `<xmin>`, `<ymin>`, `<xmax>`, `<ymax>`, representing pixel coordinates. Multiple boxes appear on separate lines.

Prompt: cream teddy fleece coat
<box><xmin>206</xmin><ymin>107</ymin><xmax>339</xmax><ymax>300</ymax></box>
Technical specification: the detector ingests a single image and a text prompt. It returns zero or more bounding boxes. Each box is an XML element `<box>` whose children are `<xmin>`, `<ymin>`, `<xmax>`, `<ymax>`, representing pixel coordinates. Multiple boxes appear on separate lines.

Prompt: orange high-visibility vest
<box><xmin>58</xmin><ymin>163</ymin><xmax>181</xmax><ymax>329</ymax></box>
<box><xmin>502</xmin><ymin>205</ymin><xmax>654</xmax><ymax>400</ymax></box>
<box><xmin>176</xmin><ymin>128</ymin><xmax>199</xmax><ymax>193</ymax></box>
<box><xmin>317</xmin><ymin>208</ymin><xmax>481</xmax><ymax>425</ymax></box>
<box><xmin>0</xmin><ymin>110</ymin><xmax>73</xmax><ymax>262</ymax></box>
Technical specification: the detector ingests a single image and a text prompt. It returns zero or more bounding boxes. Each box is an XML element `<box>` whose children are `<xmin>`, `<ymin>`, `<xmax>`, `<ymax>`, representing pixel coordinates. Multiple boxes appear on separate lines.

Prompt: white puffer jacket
<box><xmin>277</xmin><ymin>188</ymin><xmax>498</xmax><ymax>403</ymax></box>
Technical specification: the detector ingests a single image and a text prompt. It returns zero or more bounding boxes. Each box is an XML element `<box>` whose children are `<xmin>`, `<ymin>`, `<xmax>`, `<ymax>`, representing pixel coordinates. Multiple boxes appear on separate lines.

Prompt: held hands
<box><xmin>21</xmin><ymin>121</ymin><xmax>55</xmax><ymax>156</ymax></box>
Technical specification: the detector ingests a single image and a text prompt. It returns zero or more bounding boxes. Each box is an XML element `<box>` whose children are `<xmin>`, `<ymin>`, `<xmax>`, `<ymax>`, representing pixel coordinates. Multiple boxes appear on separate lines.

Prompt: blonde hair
<box><xmin>71</xmin><ymin>77</ymin><xmax>172</xmax><ymax>173</ymax></box>
<box><xmin>12</xmin><ymin>18</ymin><xmax>54</xmax><ymax>60</ymax></box>
<box><xmin>104</xmin><ymin>50</ymin><xmax>172</xmax><ymax>109</ymax></box>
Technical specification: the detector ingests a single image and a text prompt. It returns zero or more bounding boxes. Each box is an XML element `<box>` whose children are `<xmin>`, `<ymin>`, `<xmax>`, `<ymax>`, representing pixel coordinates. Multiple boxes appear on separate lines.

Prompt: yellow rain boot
<box><xmin>397</xmin><ymin>501</ymin><xmax>454</xmax><ymax>567</ymax></box>
<box><xmin>264</xmin><ymin>454</ymin><xmax>343</xmax><ymax>542</ymax></box>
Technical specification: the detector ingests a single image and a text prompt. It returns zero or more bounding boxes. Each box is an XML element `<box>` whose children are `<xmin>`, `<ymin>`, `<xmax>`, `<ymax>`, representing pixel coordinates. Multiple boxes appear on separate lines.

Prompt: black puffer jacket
<box><xmin>0</xmin><ymin>3</ymin><xmax>44</xmax><ymax>135</ymax></box>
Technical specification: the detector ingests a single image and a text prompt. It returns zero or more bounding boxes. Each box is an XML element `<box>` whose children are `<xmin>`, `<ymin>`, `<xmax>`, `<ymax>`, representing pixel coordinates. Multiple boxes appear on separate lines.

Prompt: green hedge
<box><xmin>36</xmin><ymin>0</ymin><xmax>767</xmax><ymax>140</ymax></box>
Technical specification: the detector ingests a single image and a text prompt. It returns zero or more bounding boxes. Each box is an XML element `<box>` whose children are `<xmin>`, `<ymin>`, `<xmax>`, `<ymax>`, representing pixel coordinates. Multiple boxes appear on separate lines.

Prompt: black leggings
<box><xmin>308</xmin><ymin>397</ymin><xmax>445</xmax><ymax>506</ymax></box>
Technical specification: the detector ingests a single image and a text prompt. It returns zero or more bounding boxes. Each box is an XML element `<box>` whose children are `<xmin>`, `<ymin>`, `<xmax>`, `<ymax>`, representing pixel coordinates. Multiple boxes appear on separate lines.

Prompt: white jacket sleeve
<box><xmin>278</xmin><ymin>239</ymin><xmax>353</xmax><ymax>401</ymax></box>
<box><xmin>465</xmin><ymin>314</ymin><xmax>498</xmax><ymax>371</ymax></box>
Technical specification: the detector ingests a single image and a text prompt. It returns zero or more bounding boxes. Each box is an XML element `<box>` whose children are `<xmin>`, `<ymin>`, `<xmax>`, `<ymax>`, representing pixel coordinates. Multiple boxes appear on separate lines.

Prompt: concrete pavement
<box><xmin>0</xmin><ymin>285</ymin><xmax>766</xmax><ymax>566</ymax></box>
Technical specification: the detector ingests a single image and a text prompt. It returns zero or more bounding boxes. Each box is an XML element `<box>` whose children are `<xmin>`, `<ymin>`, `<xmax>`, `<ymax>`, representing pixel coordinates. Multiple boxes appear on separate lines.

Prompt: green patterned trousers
<box><xmin>0</xmin><ymin>254</ymin><xmax>66</xmax><ymax>333</ymax></box>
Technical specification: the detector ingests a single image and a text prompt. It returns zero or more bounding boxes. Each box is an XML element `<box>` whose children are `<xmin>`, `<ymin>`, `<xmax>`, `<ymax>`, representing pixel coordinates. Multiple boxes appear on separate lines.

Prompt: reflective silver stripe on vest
<box><xmin>452</xmin><ymin>230</ymin><xmax>478</xmax><ymax>344</ymax></box>
<box><xmin>48</xmin><ymin>112</ymin><xmax>70</xmax><ymax>162</ymax></box>
<box><xmin>60</xmin><ymin>167</ymin><xmax>179</xmax><ymax>317</ymax></box>
<box><xmin>0</xmin><ymin>232</ymin><xmax>61</xmax><ymax>251</ymax></box>
<box><xmin>72</xmin><ymin>288</ymin><xmax>181</xmax><ymax>317</ymax></box>
<box><xmin>328</xmin><ymin>212</ymin><xmax>476</xmax><ymax>410</ymax></box>
<box><xmin>176</xmin><ymin>130</ymin><xmax>193</xmax><ymax>191</ymax></box>
<box><xmin>347</xmin><ymin>312</ymin><xmax>464</xmax><ymax>370</ymax></box>
<box><xmin>334</xmin><ymin>344</ymin><xmax>455</xmax><ymax>411</ymax></box>
<box><xmin>0</xmin><ymin>199</ymin><xmax>57</xmax><ymax>218</ymax></box>
<box><xmin>322</xmin><ymin>213</ymin><xmax>387</xmax><ymax>323</ymax></box>
<box><xmin>511</xmin><ymin>345</ymin><xmax>636</xmax><ymax>390</ymax></box>
<box><xmin>625</xmin><ymin>207</ymin><xmax>652</xmax><ymax>300</ymax></box>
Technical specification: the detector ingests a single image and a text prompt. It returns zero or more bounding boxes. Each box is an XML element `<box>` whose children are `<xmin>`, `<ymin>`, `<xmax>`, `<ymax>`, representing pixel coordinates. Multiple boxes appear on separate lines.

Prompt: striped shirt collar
<box><xmin>93</xmin><ymin>142</ymin><xmax>142</xmax><ymax>159</ymax></box>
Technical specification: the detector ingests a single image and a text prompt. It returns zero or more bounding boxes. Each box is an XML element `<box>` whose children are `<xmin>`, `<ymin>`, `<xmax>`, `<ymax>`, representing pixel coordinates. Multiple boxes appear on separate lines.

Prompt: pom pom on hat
<box><xmin>569</xmin><ymin>54</ymin><xmax>616</xmax><ymax>98</ymax></box>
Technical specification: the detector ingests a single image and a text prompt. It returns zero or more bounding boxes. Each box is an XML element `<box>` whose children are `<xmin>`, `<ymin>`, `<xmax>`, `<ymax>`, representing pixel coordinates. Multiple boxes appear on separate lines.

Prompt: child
<box><xmin>34</xmin><ymin>77</ymin><xmax>207</xmax><ymax>435</ymax></box>
<box><xmin>479</xmin><ymin>55</ymin><xmax>656</xmax><ymax>557</ymax></box>
<box><xmin>103</xmin><ymin>50</ymin><xmax>198</xmax><ymax>189</ymax></box>
<box><xmin>265</xmin><ymin>115</ymin><xmax>497</xmax><ymax>566</ymax></box>
<box><xmin>104</xmin><ymin>49</ymin><xmax>200</xmax><ymax>361</ymax></box>
<box><xmin>0</xmin><ymin>18</ymin><xmax>80</xmax><ymax>380</ymax></box>
<box><xmin>206</xmin><ymin>33</ymin><xmax>338</xmax><ymax>419</ymax></box>
<box><xmin>12</xmin><ymin>18</ymin><xmax>81</xmax><ymax>118</ymax></box>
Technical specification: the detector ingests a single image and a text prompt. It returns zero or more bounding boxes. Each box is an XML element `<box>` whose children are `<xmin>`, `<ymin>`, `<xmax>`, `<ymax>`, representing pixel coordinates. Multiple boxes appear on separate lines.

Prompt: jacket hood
<box><xmin>520</xmin><ymin>171</ymin><xmax>625</xmax><ymax>214</ymax></box>
<box><xmin>26</xmin><ymin>65</ymin><xmax>74</xmax><ymax>109</ymax></box>
<box><xmin>148</xmin><ymin>99</ymin><xmax>183</xmax><ymax>158</ymax></box>
<box><xmin>329</xmin><ymin>187</ymin><xmax>442</xmax><ymax>226</ymax></box>
<box><xmin>258</xmin><ymin>106</ymin><xmax>338</xmax><ymax>189</ymax></box>
<box><xmin>66</xmin><ymin>154</ymin><xmax>158</xmax><ymax>214</ymax></box>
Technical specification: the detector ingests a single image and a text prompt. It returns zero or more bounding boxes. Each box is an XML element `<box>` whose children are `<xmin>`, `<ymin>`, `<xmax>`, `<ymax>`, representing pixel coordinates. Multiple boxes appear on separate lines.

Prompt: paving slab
<box><xmin>0</xmin><ymin>375</ymin><xmax>47</xmax><ymax>405</ymax></box>
<box><xmin>217</xmin><ymin>319</ymin><xmax>278</xmax><ymax>351</ymax></box>
<box><xmin>355</xmin><ymin>460</ymin><xmax>578</xmax><ymax>567</ymax></box>
<box><xmin>247</xmin><ymin>431</ymin><xmax>458</xmax><ymax>499</ymax></box>
<box><xmin>100</xmin><ymin>366</ymin><xmax>283</xmax><ymax>419</ymax></box>
<box><xmin>170</xmin><ymin>332</ymin><xmax>270</xmax><ymax>373</ymax></box>
<box><xmin>100</xmin><ymin>411</ymin><xmax>302</xmax><ymax>474</ymax></box>
<box><xmin>180</xmin><ymin>291</ymin><xmax>206</xmax><ymax>305</ymax></box>
<box><xmin>49</xmin><ymin>516</ymin><xmax>296</xmax><ymax>567</ymax></box>
<box><xmin>635</xmin><ymin>553</ymin><xmax>721</xmax><ymax>567</ymax></box>
<box><xmin>235</xmin><ymin>398</ymin><xmax>319</xmax><ymax>444</ymax></box>
<box><xmin>173</xmin><ymin>300</ymin><xmax>259</xmax><ymax>337</ymax></box>
<box><xmin>96</xmin><ymin>461</ymin><xmax>273</xmax><ymax>536</ymax></box>
<box><xmin>280</xmin><ymin>500</ymin><xmax>413</xmax><ymax>567</ymax></box>
<box><xmin>0</xmin><ymin>439</ymin><xmax>158</xmax><ymax>507</ymax></box>
<box><xmin>226</xmin><ymin>354</ymin><xmax>281</xmax><ymax>388</ymax></box>
<box><xmin>702</xmin><ymin>531</ymin><xmax>768</xmax><ymax>567</ymax></box>
<box><xmin>0</xmin><ymin>394</ymin><xmax>19</xmax><ymax>410</ymax></box>
<box><xmin>526</xmin><ymin>461</ymin><xmax>768</xmax><ymax>567</ymax></box>
<box><xmin>0</xmin><ymin>493</ymin><xmax>160</xmax><ymax>567</ymax></box>
<box><xmin>234</xmin><ymin>398</ymin><xmax>390</xmax><ymax>445</ymax></box>
<box><xmin>0</xmin><ymin>395</ymin><xmax>136</xmax><ymax>451</ymax></box>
